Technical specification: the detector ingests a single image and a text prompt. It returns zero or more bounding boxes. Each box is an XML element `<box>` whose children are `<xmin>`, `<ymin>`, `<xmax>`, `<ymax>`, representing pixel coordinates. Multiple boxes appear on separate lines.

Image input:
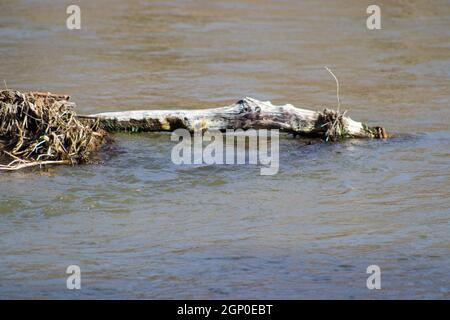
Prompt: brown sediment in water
<box><xmin>0</xmin><ymin>90</ymin><xmax>108</xmax><ymax>171</ymax></box>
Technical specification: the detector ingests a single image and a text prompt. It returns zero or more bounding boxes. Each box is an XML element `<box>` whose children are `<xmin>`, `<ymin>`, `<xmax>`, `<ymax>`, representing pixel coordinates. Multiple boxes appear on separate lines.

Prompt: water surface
<box><xmin>0</xmin><ymin>0</ymin><xmax>449</xmax><ymax>299</ymax></box>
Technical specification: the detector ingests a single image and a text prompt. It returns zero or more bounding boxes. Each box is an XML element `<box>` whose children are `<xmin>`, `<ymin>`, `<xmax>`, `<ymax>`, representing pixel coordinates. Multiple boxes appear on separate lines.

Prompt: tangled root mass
<box><xmin>0</xmin><ymin>90</ymin><xmax>107</xmax><ymax>170</ymax></box>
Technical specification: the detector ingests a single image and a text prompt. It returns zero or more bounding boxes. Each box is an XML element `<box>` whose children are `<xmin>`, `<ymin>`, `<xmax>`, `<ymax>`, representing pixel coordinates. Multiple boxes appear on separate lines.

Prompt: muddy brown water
<box><xmin>0</xmin><ymin>0</ymin><xmax>449</xmax><ymax>299</ymax></box>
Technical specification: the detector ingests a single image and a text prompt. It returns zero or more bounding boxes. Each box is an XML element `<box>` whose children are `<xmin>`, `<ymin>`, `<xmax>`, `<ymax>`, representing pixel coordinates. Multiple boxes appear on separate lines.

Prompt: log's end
<box><xmin>362</xmin><ymin>124</ymin><xmax>388</xmax><ymax>139</ymax></box>
<box><xmin>374</xmin><ymin>126</ymin><xmax>388</xmax><ymax>139</ymax></box>
<box><xmin>316</xmin><ymin>109</ymin><xmax>387</xmax><ymax>141</ymax></box>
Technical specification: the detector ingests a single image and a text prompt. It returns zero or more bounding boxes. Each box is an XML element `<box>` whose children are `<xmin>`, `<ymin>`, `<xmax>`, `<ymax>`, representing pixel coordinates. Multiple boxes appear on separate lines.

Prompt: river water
<box><xmin>0</xmin><ymin>0</ymin><xmax>449</xmax><ymax>299</ymax></box>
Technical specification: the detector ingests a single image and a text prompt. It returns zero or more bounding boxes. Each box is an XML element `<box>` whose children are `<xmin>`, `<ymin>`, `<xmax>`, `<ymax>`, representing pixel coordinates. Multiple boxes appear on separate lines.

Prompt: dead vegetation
<box><xmin>0</xmin><ymin>90</ymin><xmax>107</xmax><ymax>171</ymax></box>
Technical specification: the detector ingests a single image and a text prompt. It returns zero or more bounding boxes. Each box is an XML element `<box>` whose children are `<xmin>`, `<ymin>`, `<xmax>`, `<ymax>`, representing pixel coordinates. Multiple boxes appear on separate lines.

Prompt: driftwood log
<box><xmin>0</xmin><ymin>90</ymin><xmax>387</xmax><ymax>171</ymax></box>
<box><xmin>85</xmin><ymin>97</ymin><xmax>387</xmax><ymax>140</ymax></box>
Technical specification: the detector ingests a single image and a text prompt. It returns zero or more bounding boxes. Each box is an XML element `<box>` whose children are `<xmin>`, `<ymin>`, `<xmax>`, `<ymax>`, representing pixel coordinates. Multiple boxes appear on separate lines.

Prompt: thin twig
<box><xmin>324</xmin><ymin>66</ymin><xmax>340</xmax><ymax>113</ymax></box>
<box><xmin>0</xmin><ymin>160</ymin><xmax>72</xmax><ymax>171</ymax></box>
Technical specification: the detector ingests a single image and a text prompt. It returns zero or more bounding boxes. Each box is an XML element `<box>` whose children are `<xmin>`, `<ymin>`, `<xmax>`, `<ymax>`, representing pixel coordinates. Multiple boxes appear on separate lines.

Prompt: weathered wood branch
<box><xmin>1</xmin><ymin>90</ymin><xmax>387</xmax><ymax>171</ymax></box>
<box><xmin>85</xmin><ymin>97</ymin><xmax>387</xmax><ymax>140</ymax></box>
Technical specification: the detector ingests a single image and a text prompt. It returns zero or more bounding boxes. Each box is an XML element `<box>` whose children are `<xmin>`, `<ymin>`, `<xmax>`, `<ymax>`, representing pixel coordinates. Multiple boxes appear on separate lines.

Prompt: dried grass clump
<box><xmin>0</xmin><ymin>90</ymin><xmax>107</xmax><ymax>171</ymax></box>
<box><xmin>319</xmin><ymin>108</ymin><xmax>348</xmax><ymax>142</ymax></box>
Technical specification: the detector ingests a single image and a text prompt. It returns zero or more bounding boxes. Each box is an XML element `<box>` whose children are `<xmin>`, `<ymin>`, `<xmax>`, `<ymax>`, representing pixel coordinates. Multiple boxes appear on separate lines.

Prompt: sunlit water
<box><xmin>0</xmin><ymin>0</ymin><xmax>449</xmax><ymax>299</ymax></box>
